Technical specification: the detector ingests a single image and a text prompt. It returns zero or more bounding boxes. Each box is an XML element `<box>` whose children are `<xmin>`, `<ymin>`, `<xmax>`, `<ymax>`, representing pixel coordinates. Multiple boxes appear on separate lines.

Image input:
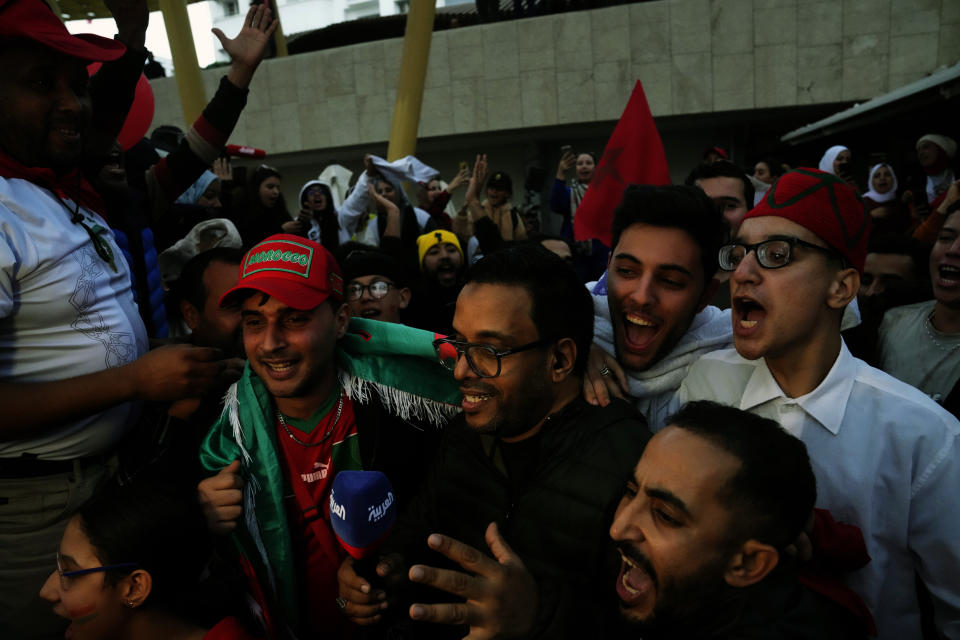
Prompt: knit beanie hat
<box><xmin>743</xmin><ymin>168</ymin><xmax>869</xmax><ymax>272</ymax></box>
<box><xmin>416</xmin><ymin>230</ymin><xmax>464</xmax><ymax>270</ymax></box>
<box><xmin>917</xmin><ymin>134</ymin><xmax>957</xmax><ymax>159</ymax></box>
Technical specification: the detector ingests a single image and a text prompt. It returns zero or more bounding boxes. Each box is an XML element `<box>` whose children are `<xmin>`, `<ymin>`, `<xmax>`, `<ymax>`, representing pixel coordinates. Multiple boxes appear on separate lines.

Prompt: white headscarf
<box><xmin>863</xmin><ymin>163</ymin><xmax>898</xmax><ymax>204</ymax></box>
<box><xmin>818</xmin><ymin>145</ymin><xmax>849</xmax><ymax>175</ymax></box>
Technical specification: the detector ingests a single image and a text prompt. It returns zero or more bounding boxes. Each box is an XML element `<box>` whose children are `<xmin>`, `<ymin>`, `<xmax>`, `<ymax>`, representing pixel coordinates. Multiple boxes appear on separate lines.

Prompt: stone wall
<box><xmin>148</xmin><ymin>0</ymin><xmax>960</xmax><ymax>154</ymax></box>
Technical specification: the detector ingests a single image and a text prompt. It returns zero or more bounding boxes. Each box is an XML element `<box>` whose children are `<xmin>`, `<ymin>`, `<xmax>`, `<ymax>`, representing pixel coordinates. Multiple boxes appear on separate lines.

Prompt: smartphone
<box><xmin>459</xmin><ymin>160</ymin><xmax>469</xmax><ymax>172</ymax></box>
<box><xmin>560</xmin><ymin>145</ymin><xmax>573</xmax><ymax>156</ymax></box>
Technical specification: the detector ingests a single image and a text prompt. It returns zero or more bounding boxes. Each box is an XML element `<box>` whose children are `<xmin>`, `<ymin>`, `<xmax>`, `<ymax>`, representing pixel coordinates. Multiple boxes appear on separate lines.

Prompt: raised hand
<box><xmin>197</xmin><ymin>460</ymin><xmax>245</xmax><ymax>535</ymax></box>
<box><xmin>466</xmin><ymin>154</ymin><xmax>488</xmax><ymax>203</ymax></box>
<box><xmin>213</xmin><ymin>3</ymin><xmax>279</xmax><ymax>89</ymax></box>
<box><xmin>105</xmin><ymin>0</ymin><xmax>149</xmax><ymax>48</ymax></box>
<box><xmin>407</xmin><ymin>523</ymin><xmax>538</xmax><ymax>640</ymax></box>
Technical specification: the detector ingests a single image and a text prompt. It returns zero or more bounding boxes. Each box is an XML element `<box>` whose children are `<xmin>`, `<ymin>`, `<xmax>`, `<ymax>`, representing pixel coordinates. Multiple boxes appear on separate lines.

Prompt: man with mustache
<box><xmin>609</xmin><ymin>401</ymin><xmax>861</xmax><ymax>638</ymax></box>
<box><xmin>678</xmin><ymin>169</ymin><xmax>960</xmax><ymax>639</ymax></box>
<box><xmin>337</xmin><ymin>245</ymin><xmax>650</xmax><ymax>638</ymax></box>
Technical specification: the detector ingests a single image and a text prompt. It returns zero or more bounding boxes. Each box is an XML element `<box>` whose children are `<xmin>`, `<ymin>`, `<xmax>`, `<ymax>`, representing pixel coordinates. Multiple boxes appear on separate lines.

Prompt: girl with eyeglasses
<box><xmin>40</xmin><ymin>482</ymin><xmax>259</xmax><ymax>640</ymax></box>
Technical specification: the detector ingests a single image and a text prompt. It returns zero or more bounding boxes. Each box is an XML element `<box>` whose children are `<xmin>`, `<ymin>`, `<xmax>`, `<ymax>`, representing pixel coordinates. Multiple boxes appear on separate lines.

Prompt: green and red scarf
<box><xmin>199</xmin><ymin>318</ymin><xmax>460</xmax><ymax>629</ymax></box>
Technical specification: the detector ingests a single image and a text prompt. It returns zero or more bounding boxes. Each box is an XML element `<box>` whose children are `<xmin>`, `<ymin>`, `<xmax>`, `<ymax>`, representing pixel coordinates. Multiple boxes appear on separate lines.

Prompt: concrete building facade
<box><xmin>147</xmin><ymin>0</ymin><xmax>960</xmax><ymax>230</ymax></box>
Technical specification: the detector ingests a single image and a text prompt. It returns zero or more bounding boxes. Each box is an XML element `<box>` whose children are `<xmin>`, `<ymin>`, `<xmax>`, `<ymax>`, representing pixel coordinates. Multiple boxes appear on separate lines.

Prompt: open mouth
<box><xmin>938</xmin><ymin>264</ymin><xmax>960</xmax><ymax>288</ymax></box>
<box><xmin>622</xmin><ymin>312</ymin><xmax>660</xmax><ymax>352</ymax></box>
<box><xmin>616</xmin><ymin>548</ymin><xmax>655</xmax><ymax>606</ymax></box>
<box><xmin>52</xmin><ymin>125</ymin><xmax>80</xmax><ymax>143</ymax></box>
<box><xmin>360</xmin><ymin>308</ymin><xmax>381</xmax><ymax>319</ymax></box>
<box><xmin>733</xmin><ymin>296</ymin><xmax>766</xmax><ymax>332</ymax></box>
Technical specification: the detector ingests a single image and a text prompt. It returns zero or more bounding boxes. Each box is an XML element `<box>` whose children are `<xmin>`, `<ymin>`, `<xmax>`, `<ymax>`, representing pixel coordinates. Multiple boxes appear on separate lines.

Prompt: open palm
<box><xmin>213</xmin><ymin>4</ymin><xmax>278</xmax><ymax>71</ymax></box>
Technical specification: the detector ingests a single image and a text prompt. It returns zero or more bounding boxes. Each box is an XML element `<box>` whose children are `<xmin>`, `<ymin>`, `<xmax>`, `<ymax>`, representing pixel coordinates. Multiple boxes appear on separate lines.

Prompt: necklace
<box><xmin>925</xmin><ymin>312</ymin><xmax>960</xmax><ymax>355</ymax></box>
<box><xmin>276</xmin><ymin>393</ymin><xmax>344</xmax><ymax>447</ymax></box>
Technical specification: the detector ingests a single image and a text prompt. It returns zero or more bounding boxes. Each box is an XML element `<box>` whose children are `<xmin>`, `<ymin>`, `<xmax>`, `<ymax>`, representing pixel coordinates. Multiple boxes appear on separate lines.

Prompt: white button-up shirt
<box><xmin>678</xmin><ymin>344</ymin><xmax>960</xmax><ymax>640</ymax></box>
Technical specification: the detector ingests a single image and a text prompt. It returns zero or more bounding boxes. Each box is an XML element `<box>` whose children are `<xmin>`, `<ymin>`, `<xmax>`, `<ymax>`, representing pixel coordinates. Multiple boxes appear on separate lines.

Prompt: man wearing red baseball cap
<box><xmin>678</xmin><ymin>169</ymin><xmax>960</xmax><ymax>639</ymax></box>
<box><xmin>197</xmin><ymin>235</ymin><xmax>451</xmax><ymax>637</ymax></box>
<box><xmin>0</xmin><ymin>1</ymin><xmax>263</xmax><ymax>636</ymax></box>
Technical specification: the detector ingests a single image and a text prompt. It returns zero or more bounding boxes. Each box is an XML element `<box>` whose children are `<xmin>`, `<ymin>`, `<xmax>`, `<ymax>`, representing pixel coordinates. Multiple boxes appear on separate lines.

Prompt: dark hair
<box><xmin>78</xmin><ymin>481</ymin><xmax>212</xmax><ymax>609</ymax></box>
<box><xmin>170</xmin><ymin>247</ymin><xmax>245</xmax><ymax>311</ymax></box>
<box><xmin>666</xmin><ymin>401</ymin><xmax>816</xmax><ymax>550</ymax></box>
<box><xmin>866</xmin><ymin>233</ymin><xmax>929</xmax><ymax>279</ymax></box>
<box><xmin>610</xmin><ymin>184</ymin><xmax>727</xmax><ymax>280</ymax></box>
<box><xmin>466</xmin><ymin>245</ymin><xmax>593</xmax><ymax>375</ymax></box>
<box><xmin>684</xmin><ymin>160</ymin><xmax>755</xmax><ymax>210</ymax></box>
<box><xmin>577</xmin><ymin>151</ymin><xmax>598</xmax><ymax>164</ymax></box>
<box><xmin>755</xmin><ymin>157</ymin><xmax>785</xmax><ymax>180</ymax></box>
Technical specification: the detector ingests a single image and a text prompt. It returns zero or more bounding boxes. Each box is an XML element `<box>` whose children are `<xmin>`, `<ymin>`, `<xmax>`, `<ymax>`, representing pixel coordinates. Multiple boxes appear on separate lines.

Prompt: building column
<box><xmin>386</xmin><ymin>0</ymin><xmax>436</xmax><ymax>161</ymax></box>
<box><xmin>158</xmin><ymin>0</ymin><xmax>207</xmax><ymax>124</ymax></box>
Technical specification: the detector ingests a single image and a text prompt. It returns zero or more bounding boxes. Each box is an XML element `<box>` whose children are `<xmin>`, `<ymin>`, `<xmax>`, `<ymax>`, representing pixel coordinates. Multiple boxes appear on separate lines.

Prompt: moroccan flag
<box><xmin>574</xmin><ymin>81</ymin><xmax>670</xmax><ymax>246</ymax></box>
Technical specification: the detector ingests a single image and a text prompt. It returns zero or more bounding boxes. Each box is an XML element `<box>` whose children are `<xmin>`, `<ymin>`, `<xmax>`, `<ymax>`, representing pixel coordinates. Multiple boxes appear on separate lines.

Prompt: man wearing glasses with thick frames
<box><xmin>342</xmin><ymin>248</ymin><xmax>411</xmax><ymax>324</ymax></box>
<box><xmin>338</xmin><ymin>246</ymin><xmax>650</xmax><ymax>638</ymax></box>
<box><xmin>678</xmin><ymin>169</ymin><xmax>960</xmax><ymax>639</ymax></box>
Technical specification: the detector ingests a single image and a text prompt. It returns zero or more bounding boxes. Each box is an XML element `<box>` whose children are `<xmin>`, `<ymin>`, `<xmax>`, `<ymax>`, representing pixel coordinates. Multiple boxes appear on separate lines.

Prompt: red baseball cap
<box><xmin>0</xmin><ymin>0</ymin><xmax>126</xmax><ymax>62</ymax></box>
<box><xmin>219</xmin><ymin>235</ymin><xmax>344</xmax><ymax>310</ymax></box>
<box><xmin>743</xmin><ymin>168</ymin><xmax>870</xmax><ymax>272</ymax></box>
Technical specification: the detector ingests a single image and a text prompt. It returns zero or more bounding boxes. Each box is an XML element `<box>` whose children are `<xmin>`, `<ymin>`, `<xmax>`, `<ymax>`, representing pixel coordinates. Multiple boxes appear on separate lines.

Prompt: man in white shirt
<box><xmin>678</xmin><ymin>168</ymin><xmax>960</xmax><ymax>639</ymax></box>
<box><xmin>0</xmin><ymin>1</ymin><xmax>269</xmax><ymax>635</ymax></box>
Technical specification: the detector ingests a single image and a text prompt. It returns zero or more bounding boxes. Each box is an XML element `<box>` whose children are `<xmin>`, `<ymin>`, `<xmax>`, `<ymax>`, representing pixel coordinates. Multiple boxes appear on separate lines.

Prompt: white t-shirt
<box><xmin>0</xmin><ymin>177</ymin><xmax>148</xmax><ymax>460</ymax></box>
<box><xmin>678</xmin><ymin>345</ymin><xmax>960</xmax><ymax>640</ymax></box>
<box><xmin>878</xmin><ymin>299</ymin><xmax>960</xmax><ymax>404</ymax></box>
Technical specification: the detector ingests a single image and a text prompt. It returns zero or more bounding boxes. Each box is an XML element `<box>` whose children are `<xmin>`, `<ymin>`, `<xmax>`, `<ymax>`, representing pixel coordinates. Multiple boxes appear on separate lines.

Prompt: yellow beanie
<box><xmin>416</xmin><ymin>230</ymin><xmax>464</xmax><ymax>271</ymax></box>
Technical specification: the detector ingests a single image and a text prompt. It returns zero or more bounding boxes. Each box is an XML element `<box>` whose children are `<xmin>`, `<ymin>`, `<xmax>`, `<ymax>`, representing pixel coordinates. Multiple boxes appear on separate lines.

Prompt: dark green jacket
<box><xmin>384</xmin><ymin>396</ymin><xmax>651</xmax><ymax>638</ymax></box>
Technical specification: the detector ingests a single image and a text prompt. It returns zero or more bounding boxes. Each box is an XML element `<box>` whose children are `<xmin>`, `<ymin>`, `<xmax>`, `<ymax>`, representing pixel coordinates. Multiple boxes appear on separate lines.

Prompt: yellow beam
<box><xmin>269</xmin><ymin>0</ymin><xmax>288</xmax><ymax>57</ymax></box>
<box><xmin>158</xmin><ymin>0</ymin><xmax>207</xmax><ymax>124</ymax></box>
<box><xmin>386</xmin><ymin>0</ymin><xmax>436</xmax><ymax>161</ymax></box>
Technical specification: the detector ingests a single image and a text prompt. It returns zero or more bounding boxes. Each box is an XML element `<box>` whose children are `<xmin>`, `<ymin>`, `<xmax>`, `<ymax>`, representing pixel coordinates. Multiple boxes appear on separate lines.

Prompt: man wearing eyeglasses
<box><xmin>342</xmin><ymin>248</ymin><xmax>411</xmax><ymax>324</ymax></box>
<box><xmin>338</xmin><ymin>245</ymin><xmax>650</xmax><ymax>638</ymax></box>
<box><xmin>677</xmin><ymin>169</ymin><xmax>960</xmax><ymax>639</ymax></box>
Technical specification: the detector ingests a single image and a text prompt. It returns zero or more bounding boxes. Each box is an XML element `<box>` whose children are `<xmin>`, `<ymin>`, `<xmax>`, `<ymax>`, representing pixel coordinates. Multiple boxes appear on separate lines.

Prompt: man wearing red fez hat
<box><xmin>0</xmin><ymin>0</ymin><xmax>275</xmax><ymax>636</ymax></box>
<box><xmin>678</xmin><ymin>169</ymin><xmax>960</xmax><ymax>639</ymax></box>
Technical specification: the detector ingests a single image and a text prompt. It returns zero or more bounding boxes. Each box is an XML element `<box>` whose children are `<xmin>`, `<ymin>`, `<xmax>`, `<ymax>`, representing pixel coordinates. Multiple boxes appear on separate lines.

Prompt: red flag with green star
<box><xmin>574</xmin><ymin>81</ymin><xmax>670</xmax><ymax>246</ymax></box>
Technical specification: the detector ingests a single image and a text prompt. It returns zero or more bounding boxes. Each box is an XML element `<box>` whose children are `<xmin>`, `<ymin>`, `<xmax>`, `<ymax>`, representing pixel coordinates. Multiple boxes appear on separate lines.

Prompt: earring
<box><xmin>123</xmin><ymin>600</ymin><xmax>136</xmax><ymax>609</ymax></box>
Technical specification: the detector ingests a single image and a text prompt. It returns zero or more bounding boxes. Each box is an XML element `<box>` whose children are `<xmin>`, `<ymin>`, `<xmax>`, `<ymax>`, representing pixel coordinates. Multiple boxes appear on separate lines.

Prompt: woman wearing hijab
<box><xmin>154</xmin><ymin>171</ymin><xmax>224</xmax><ymax>252</ymax></box>
<box><xmin>817</xmin><ymin>145</ymin><xmax>856</xmax><ymax>186</ymax></box>
<box><xmin>291</xmin><ymin>179</ymin><xmax>344</xmax><ymax>254</ymax></box>
<box><xmin>863</xmin><ymin>163</ymin><xmax>908</xmax><ymax>234</ymax></box>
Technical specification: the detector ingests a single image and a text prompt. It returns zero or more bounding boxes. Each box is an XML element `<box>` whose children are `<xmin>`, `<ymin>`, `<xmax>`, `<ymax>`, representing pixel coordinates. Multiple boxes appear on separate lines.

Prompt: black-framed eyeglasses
<box><xmin>718</xmin><ymin>236</ymin><xmax>838</xmax><ymax>271</ymax></box>
<box><xmin>433</xmin><ymin>337</ymin><xmax>549</xmax><ymax>378</ymax></box>
<box><xmin>56</xmin><ymin>552</ymin><xmax>137</xmax><ymax>591</ymax></box>
<box><xmin>345</xmin><ymin>281</ymin><xmax>395</xmax><ymax>301</ymax></box>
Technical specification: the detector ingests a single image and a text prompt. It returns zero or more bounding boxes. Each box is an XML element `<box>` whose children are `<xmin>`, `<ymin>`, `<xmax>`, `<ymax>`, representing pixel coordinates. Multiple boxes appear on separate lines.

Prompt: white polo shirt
<box><xmin>0</xmin><ymin>177</ymin><xmax>148</xmax><ymax>460</ymax></box>
<box><xmin>678</xmin><ymin>344</ymin><xmax>960</xmax><ymax>639</ymax></box>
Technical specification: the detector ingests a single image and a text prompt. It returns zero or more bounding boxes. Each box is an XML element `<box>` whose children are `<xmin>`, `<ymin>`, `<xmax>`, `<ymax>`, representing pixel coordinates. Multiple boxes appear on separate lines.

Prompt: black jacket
<box><xmin>383</xmin><ymin>397</ymin><xmax>651</xmax><ymax>638</ymax></box>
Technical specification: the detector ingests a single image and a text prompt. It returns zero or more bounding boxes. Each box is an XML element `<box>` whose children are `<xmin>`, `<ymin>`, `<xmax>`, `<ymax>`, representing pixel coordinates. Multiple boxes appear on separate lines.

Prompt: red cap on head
<box><xmin>0</xmin><ymin>0</ymin><xmax>126</xmax><ymax>62</ymax></box>
<box><xmin>219</xmin><ymin>235</ymin><xmax>344</xmax><ymax>310</ymax></box>
<box><xmin>743</xmin><ymin>168</ymin><xmax>870</xmax><ymax>272</ymax></box>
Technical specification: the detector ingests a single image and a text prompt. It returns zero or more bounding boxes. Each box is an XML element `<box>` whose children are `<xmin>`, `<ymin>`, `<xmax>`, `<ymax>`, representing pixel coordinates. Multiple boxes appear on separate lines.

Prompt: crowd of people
<box><xmin>1</xmin><ymin>0</ymin><xmax>959</xmax><ymax>639</ymax></box>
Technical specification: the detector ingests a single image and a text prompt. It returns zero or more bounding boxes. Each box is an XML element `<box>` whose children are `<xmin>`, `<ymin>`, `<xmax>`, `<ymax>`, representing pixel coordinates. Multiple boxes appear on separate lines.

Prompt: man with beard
<box><xmin>403</xmin><ymin>230</ymin><xmax>467</xmax><ymax>334</ymax></box>
<box><xmin>678</xmin><ymin>169</ymin><xmax>960</xmax><ymax>639</ymax></box>
<box><xmin>337</xmin><ymin>245</ymin><xmax>650</xmax><ymax>638</ymax></box>
<box><xmin>585</xmin><ymin>185</ymin><xmax>732</xmax><ymax>430</ymax></box>
<box><xmin>610</xmin><ymin>401</ymin><xmax>861</xmax><ymax>639</ymax></box>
